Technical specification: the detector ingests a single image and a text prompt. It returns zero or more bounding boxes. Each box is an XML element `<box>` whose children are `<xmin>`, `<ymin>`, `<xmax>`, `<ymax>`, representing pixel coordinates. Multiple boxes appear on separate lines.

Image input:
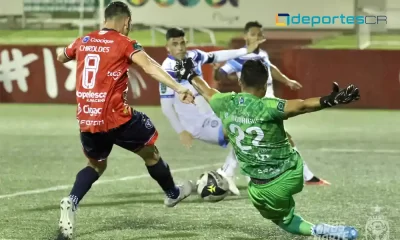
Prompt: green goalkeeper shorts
<box><xmin>247</xmin><ymin>155</ymin><xmax>304</xmax><ymax>224</ymax></box>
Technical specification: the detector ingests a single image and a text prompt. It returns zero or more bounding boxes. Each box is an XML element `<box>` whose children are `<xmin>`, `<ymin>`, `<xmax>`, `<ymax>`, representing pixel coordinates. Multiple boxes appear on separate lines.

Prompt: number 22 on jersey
<box><xmin>229</xmin><ymin>124</ymin><xmax>265</xmax><ymax>152</ymax></box>
<box><xmin>82</xmin><ymin>54</ymin><xmax>100</xmax><ymax>89</ymax></box>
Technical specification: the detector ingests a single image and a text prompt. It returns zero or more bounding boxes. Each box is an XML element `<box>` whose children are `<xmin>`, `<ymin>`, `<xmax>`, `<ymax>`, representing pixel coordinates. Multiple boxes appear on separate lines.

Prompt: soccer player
<box><xmin>214</xmin><ymin>21</ymin><xmax>330</xmax><ymax>186</ymax></box>
<box><xmin>173</xmin><ymin>58</ymin><xmax>360</xmax><ymax>239</ymax></box>
<box><xmin>56</xmin><ymin>2</ymin><xmax>195</xmax><ymax>239</ymax></box>
<box><xmin>160</xmin><ymin>28</ymin><xmax>264</xmax><ymax>195</ymax></box>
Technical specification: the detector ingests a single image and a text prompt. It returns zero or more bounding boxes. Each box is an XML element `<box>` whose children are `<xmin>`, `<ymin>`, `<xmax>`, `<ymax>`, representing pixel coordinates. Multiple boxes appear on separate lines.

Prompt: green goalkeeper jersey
<box><xmin>209</xmin><ymin>92</ymin><xmax>297</xmax><ymax>180</ymax></box>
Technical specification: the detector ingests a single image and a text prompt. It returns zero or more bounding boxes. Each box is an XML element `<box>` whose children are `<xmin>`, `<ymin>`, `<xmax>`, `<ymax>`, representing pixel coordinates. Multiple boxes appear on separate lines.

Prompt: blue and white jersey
<box><xmin>220</xmin><ymin>48</ymin><xmax>274</xmax><ymax>97</ymax></box>
<box><xmin>159</xmin><ymin>49</ymin><xmax>215</xmax><ymax>136</ymax></box>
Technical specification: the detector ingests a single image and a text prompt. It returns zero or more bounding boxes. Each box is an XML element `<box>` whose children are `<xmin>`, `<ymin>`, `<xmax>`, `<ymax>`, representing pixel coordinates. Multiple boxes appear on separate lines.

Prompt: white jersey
<box><xmin>220</xmin><ymin>48</ymin><xmax>274</xmax><ymax>97</ymax></box>
<box><xmin>159</xmin><ymin>49</ymin><xmax>215</xmax><ymax>137</ymax></box>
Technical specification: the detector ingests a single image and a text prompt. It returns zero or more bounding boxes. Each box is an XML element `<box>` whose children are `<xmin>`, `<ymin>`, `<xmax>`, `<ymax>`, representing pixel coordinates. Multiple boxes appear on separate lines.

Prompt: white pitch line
<box><xmin>0</xmin><ymin>163</ymin><xmax>221</xmax><ymax>200</ymax></box>
<box><xmin>0</xmin><ymin>148</ymin><xmax>397</xmax><ymax>200</ymax></box>
<box><xmin>317</xmin><ymin>148</ymin><xmax>400</xmax><ymax>154</ymax></box>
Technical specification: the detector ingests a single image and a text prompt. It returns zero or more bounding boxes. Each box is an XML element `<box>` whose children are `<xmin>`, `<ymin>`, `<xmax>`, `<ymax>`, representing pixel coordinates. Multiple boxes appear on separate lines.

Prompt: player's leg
<box><xmin>217</xmin><ymin>147</ymin><xmax>240</xmax><ymax>195</ymax></box>
<box><xmin>195</xmin><ymin>117</ymin><xmax>240</xmax><ymax>195</ymax></box>
<box><xmin>248</xmin><ymin>158</ymin><xmax>314</xmax><ymax>236</ymax></box>
<box><xmin>286</xmin><ymin>132</ymin><xmax>330</xmax><ymax>185</ymax></box>
<box><xmin>59</xmin><ymin>132</ymin><xmax>113</xmax><ymax>238</ymax></box>
<box><xmin>248</xmin><ymin>157</ymin><xmax>358</xmax><ymax>239</ymax></box>
<box><xmin>115</xmin><ymin>110</ymin><xmax>191</xmax><ymax>207</ymax></box>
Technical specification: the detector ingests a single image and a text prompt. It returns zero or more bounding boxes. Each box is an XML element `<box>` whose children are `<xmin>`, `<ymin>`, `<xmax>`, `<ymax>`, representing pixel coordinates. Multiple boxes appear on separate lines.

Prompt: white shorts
<box><xmin>265</xmin><ymin>87</ymin><xmax>275</xmax><ymax>98</ymax></box>
<box><xmin>193</xmin><ymin>116</ymin><xmax>228</xmax><ymax>148</ymax></box>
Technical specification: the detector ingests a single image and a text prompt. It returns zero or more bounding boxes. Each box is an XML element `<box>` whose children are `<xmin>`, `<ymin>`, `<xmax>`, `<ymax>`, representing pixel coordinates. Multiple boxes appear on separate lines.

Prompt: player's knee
<box><xmin>87</xmin><ymin>158</ymin><xmax>107</xmax><ymax>175</ymax></box>
<box><xmin>136</xmin><ymin>145</ymin><xmax>160</xmax><ymax>166</ymax></box>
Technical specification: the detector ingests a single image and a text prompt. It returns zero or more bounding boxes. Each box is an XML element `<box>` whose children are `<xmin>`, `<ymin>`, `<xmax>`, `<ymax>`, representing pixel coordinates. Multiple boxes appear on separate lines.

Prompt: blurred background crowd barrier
<box><xmin>0</xmin><ymin>0</ymin><xmax>399</xmax><ymax>109</ymax></box>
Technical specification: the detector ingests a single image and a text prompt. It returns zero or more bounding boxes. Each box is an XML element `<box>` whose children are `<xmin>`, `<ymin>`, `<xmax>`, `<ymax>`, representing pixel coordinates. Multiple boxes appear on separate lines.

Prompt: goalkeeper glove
<box><xmin>174</xmin><ymin>58</ymin><xmax>198</xmax><ymax>83</ymax></box>
<box><xmin>320</xmin><ymin>82</ymin><xmax>360</xmax><ymax>108</ymax></box>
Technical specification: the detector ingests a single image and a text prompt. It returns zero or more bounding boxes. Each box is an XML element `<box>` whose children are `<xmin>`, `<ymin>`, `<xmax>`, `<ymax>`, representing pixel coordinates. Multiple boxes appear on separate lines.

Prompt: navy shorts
<box><xmin>80</xmin><ymin>110</ymin><xmax>158</xmax><ymax>161</ymax></box>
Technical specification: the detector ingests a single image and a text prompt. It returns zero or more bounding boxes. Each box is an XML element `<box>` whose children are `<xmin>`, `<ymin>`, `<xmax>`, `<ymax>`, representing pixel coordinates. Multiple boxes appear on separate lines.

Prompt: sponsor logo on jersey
<box><xmin>76</xmin><ymin>91</ymin><xmax>107</xmax><ymax>102</ymax></box>
<box><xmin>133</xmin><ymin>41</ymin><xmax>143</xmax><ymax>51</ymax></box>
<box><xmin>82</xmin><ymin>105</ymin><xmax>102</xmax><ymax>116</ymax></box>
<box><xmin>160</xmin><ymin>83</ymin><xmax>167</xmax><ymax>94</ymax></box>
<box><xmin>79</xmin><ymin>45</ymin><xmax>110</xmax><ymax>53</ymax></box>
<box><xmin>90</xmin><ymin>38</ymin><xmax>114</xmax><ymax>44</ymax></box>
<box><xmin>277</xmin><ymin>101</ymin><xmax>285</xmax><ymax>112</ymax></box>
<box><xmin>207</xmin><ymin>53</ymin><xmax>215</xmax><ymax>62</ymax></box>
<box><xmin>211</xmin><ymin>120</ymin><xmax>219</xmax><ymax>128</ymax></box>
<box><xmin>145</xmin><ymin>119</ymin><xmax>153</xmax><ymax>129</ymax></box>
<box><xmin>107</xmin><ymin>70</ymin><xmax>123</xmax><ymax>80</ymax></box>
<box><xmin>82</xmin><ymin>36</ymin><xmax>90</xmax><ymax>43</ymax></box>
<box><xmin>239</xmin><ymin>97</ymin><xmax>244</xmax><ymax>104</ymax></box>
<box><xmin>79</xmin><ymin>120</ymin><xmax>104</xmax><ymax>126</ymax></box>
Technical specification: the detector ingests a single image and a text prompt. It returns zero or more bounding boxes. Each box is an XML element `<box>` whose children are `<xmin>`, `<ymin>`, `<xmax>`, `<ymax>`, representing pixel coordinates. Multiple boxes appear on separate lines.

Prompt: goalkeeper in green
<box><xmin>174</xmin><ymin>58</ymin><xmax>360</xmax><ymax>239</ymax></box>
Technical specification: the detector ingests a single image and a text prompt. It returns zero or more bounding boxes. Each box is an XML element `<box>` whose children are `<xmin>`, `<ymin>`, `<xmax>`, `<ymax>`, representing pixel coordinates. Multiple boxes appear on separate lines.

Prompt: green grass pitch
<box><xmin>0</xmin><ymin>29</ymin><xmax>242</xmax><ymax>46</ymax></box>
<box><xmin>1</xmin><ymin>29</ymin><xmax>400</xmax><ymax>49</ymax></box>
<box><xmin>0</xmin><ymin>104</ymin><xmax>399</xmax><ymax>239</ymax></box>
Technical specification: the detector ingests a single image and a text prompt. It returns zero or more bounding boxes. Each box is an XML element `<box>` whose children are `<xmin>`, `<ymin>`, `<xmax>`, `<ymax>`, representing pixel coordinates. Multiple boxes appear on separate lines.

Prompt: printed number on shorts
<box><xmin>82</xmin><ymin>54</ymin><xmax>100</xmax><ymax>89</ymax></box>
<box><xmin>228</xmin><ymin>124</ymin><xmax>265</xmax><ymax>152</ymax></box>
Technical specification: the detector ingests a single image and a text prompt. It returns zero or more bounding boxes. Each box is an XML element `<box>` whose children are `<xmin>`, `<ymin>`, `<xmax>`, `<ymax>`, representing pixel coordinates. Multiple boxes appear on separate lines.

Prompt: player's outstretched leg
<box><xmin>59</xmin><ymin>131</ymin><xmax>112</xmax><ymax>239</ymax></box>
<box><xmin>273</xmin><ymin>214</ymin><xmax>358</xmax><ymax>239</ymax></box>
<box><xmin>248</xmin><ymin>157</ymin><xmax>357</xmax><ymax>239</ymax></box>
<box><xmin>287</xmin><ymin>132</ymin><xmax>330</xmax><ymax>185</ymax></box>
<box><xmin>217</xmin><ymin>147</ymin><xmax>240</xmax><ymax>195</ymax></box>
<box><xmin>59</xmin><ymin>159</ymin><xmax>106</xmax><ymax>239</ymax></box>
<box><xmin>136</xmin><ymin>145</ymin><xmax>192</xmax><ymax>207</ymax></box>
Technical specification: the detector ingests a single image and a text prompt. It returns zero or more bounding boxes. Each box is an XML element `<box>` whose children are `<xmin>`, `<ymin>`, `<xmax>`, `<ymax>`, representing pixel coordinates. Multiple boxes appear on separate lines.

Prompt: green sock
<box><xmin>274</xmin><ymin>214</ymin><xmax>314</xmax><ymax>236</ymax></box>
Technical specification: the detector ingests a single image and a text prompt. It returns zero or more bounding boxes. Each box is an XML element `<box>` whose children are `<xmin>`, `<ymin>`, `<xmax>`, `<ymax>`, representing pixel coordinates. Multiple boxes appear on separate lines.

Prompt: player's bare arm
<box><xmin>270</xmin><ymin>64</ymin><xmax>302</xmax><ymax>90</ymax></box>
<box><xmin>57</xmin><ymin>48</ymin><xmax>72</xmax><ymax>63</ymax></box>
<box><xmin>284</xmin><ymin>82</ymin><xmax>360</xmax><ymax>118</ymax></box>
<box><xmin>131</xmin><ymin>51</ymin><xmax>195</xmax><ymax>104</ymax></box>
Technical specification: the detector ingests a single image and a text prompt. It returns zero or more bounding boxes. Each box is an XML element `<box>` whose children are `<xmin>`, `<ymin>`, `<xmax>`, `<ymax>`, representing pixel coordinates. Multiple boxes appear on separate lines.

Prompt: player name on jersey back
<box><xmin>65</xmin><ymin>29</ymin><xmax>143</xmax><ymax>133</ymax></box>
<box><xmin>209</xmin><ymin>92</ymin><xmax>296</xmax><ymax>179</ymax></box>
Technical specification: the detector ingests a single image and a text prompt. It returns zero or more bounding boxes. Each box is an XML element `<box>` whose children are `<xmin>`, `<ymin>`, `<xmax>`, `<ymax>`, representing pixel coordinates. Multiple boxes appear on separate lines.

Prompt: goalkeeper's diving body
<box><xmin>174</xmin><ymin>58</ymin><xmax>360</xmax><ymax>239</ymax></box>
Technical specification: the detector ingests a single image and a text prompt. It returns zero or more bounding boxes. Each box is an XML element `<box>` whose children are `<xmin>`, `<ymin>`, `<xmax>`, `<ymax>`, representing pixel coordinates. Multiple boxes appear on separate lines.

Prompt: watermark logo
<box><xmin>365</xmin><ymin>206</ymin><xmax>390</xmax><ymax>240</ymax></box>
<box><xmin>275</xmin><ymin>13</ymin><xmax>387</xmax><ymax>27</ymax></box>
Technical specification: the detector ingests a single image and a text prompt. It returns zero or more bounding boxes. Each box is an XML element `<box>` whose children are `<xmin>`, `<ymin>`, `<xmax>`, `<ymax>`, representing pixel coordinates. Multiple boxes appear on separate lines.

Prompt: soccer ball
<box><xmin>196</xmin><ymin>171</ymin><xmax>229</xmax><ymax>202</ymax></box>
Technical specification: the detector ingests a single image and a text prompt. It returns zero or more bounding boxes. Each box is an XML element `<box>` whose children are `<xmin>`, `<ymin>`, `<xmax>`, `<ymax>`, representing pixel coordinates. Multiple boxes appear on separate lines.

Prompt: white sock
<box><xmin>293</xmin><ymin>146</ymin><xmax>314</xmax><ymax>181</ymax></box>
<box><xmin>221</xmin><ymin>148</ymin><xmax>237</xmax><ymax>177</ymax></box>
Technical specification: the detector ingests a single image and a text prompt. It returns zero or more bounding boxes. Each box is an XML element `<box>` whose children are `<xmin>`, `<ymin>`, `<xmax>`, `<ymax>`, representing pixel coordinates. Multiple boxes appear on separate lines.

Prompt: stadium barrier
<box><xmin>1</xmin><ymin>45</ymin><xmax>399</xmax><ymax>109</ymax></box>
<box><xmin>281</xmin><ymin>48</ymin><xmax>400</xmax><ymax>109</ymax></box>
<box><xmin>0</xmin><ymin>45</ymin><xmax>222</xmax><ymax>105</ymax></box>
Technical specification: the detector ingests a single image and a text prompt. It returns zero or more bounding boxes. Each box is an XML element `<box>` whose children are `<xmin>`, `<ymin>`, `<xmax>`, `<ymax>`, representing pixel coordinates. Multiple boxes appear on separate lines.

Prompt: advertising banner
<box><xmin>281</xmin><ymin>48</ymin><xmax>400</xmax><ymax>109</ymax></box>
<box><xmin>0</xmin><ymin>45</ymin><xmax>222</xmax><ymax>105</ymax></box>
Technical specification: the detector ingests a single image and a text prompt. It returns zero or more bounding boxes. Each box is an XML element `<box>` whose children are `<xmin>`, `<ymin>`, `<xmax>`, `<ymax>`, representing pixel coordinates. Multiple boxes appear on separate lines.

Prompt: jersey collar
<box><xmin>101</xmin><ymin>28</ymin><xmax>118</xmax><ymax>32</ymax></box>
<box><xmin>167</xmin><ymin>53</ymin><xmax>188</xmax><ymax>60</ymax></box>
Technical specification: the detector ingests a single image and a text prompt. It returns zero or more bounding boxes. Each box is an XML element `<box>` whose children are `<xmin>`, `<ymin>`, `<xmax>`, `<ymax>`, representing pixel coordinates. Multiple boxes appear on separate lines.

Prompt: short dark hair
<box><xmin>166</xmin><ymin>28</ymin><xmax>185</xmax><ymax>40</ymax></box>
<box><xmin>240</xmin><ymin>59</ymin><xmax>269</xmax><ymax>88</ymax></box>
<box><xmin>244</xmin><ymin>21</ymin><xmax>262</xmax><ymax>32</ymax></box>
<box><xmin>105</xmin><ymin>1</ymin><xmax>131</xmax><ymax>20</ymax></box>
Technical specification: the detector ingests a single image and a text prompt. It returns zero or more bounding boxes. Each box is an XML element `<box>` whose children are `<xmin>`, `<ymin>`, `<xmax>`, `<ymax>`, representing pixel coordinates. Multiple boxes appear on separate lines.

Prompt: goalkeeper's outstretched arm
<box><xmin>284</xmin><ymin>98</ymin><xmax>324</xmax><ymax>118</ymax></box>
<box><xmin>283</xmin><ymin>82</ymin><xmax>360</xmax><ymax>119</ymax></box>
